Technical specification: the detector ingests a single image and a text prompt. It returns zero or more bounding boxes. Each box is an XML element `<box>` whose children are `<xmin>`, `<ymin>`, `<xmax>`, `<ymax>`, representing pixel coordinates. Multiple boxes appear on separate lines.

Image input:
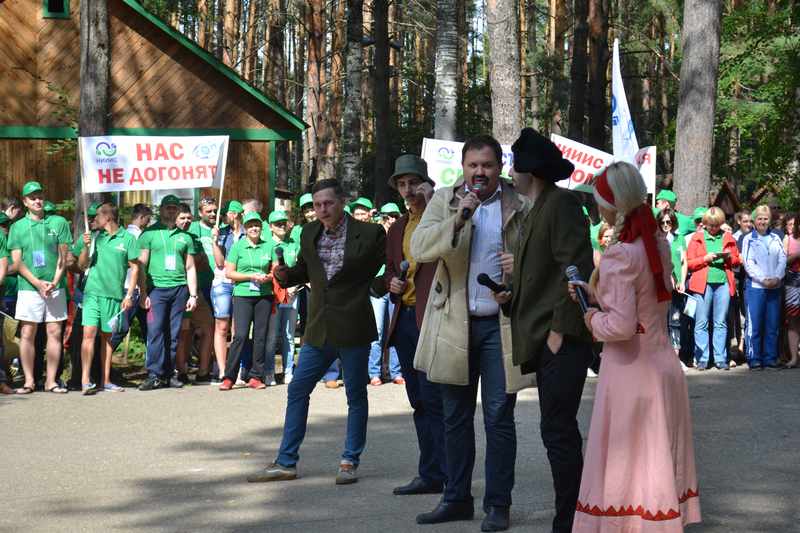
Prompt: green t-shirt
<box><xmin>187</xmin><ymin>221</ymin><xmax>214</xmax><ymax>289</ymax></box>
<box><xmin>704</xmin><ymin>230</ymin><xmax>727</xmax><ymax>284</ymax></box>
<box><xmin>669</xmin><ymin>236</ymin><xmax>685</xmax><ymax>285</ymax></box>
<box><xmin>271</xmin><ymin>236</ymin><xmax>300</xmax><ymax>268</ymax></box>
<box><xmin>7</xmin><ymin>213</ymin><xmax>72</xmax><ymax>292</ymax></box>
<box><xmin>290</xmin><ymin>224</ymin><xmax>303</xmax><ymax>243</ymax></box>
<box><xmin>227</xmin><ymin>237</ymin><xmax>275</xmax><ymax>297</ymax></box>
<box><xmin>75</xmin><ymin>228</ymin><xmax>140</xmax><ymax>301</ymax></box>
<box><xmin>138</xmin><ymin>222</ymin><xmax>196</xmax><ymax>289</ymax></box>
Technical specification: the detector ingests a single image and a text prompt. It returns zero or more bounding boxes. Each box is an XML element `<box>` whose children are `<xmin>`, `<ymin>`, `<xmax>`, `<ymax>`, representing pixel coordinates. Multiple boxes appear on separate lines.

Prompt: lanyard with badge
<box><xmin>160</xmin><ymin>229</ymin><xmax>178</xmax><ymax>271</ymax></box>
<box><xmin>29</xmin><ymin>218</ymin><xmax>50</xmax><ymax>268</ymax></box>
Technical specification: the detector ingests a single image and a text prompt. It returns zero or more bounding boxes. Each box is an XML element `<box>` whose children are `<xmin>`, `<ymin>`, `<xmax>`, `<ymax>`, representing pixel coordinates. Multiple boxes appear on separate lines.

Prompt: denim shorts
<box><xmin>210</xmin><ymin>283</ymin><xmax>234</xmax><ymax>319</ymax></box>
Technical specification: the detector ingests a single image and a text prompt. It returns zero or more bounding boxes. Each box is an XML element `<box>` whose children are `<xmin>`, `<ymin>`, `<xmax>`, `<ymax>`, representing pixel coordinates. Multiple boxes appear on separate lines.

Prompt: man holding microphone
<box><xmin>382</xmin><ymin>154</ymin><xmax>445</xmax><ymax>496</ymax></box>
<box><xmin>410</xmin><ymin>136</ymin><xmax>533</xmax><ymax>531</ymax></box>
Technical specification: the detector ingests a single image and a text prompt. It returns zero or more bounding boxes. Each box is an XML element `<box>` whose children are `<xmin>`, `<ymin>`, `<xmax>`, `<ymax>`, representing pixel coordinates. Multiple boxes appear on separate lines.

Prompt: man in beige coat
<box><xmin>410</xmin><ymin>135</ymin><xmax>533</xmax><ymax>532</ymax></box>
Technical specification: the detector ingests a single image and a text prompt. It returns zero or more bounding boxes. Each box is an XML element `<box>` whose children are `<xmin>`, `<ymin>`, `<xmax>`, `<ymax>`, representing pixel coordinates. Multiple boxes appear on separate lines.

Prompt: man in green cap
<box><xmin>264</xmin><ymin>210</ymin><xmax>301</xmax><ymax>383</ymax></box>
<box><xmin>350</xmin><ymin>197</ymin><xmax>374</xmax><ymax>222</ymax></box>
<box><xmin>136</xmin><ymin>194</ymin><xmax>199</xmax><ymax>390</ymax></box>
<box><xmin>655</xmin><ymin>189</ymin><xmax>695</xmax><ymax>236</ymax></box>
<box><xmin>73</xmin><ymin>202</ymin><xmax>140</xmax><ymax>394</ymax></box>
<box><xmin>8</xmin><ymin>180</ymin><xmax>72</xmax><ymax>394</ymax></box>
<box><xmin>379</xmin><ymin>203</ymin><xmax>401</xmax><ymax>233</ymax></box>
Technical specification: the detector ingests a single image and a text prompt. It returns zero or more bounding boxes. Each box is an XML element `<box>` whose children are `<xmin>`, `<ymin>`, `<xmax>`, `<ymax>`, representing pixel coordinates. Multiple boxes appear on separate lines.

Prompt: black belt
<box><xmin>470</xmin><ymin>314</ymin><xmax>499</xmax><ymax>321</ymax></box>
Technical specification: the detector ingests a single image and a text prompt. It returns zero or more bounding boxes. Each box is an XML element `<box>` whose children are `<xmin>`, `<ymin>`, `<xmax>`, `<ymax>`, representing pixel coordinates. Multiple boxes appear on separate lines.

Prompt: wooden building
<box><xmin>0</xmin><ymin>0</ymin><xmax>305</xmax><ymax>210</ymax></box>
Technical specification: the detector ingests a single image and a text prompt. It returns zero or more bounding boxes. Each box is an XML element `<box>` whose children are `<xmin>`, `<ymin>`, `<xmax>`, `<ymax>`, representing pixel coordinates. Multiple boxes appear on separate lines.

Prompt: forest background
<box><xmin>135</xmin><ymin>0</ymin><xmax>800</xmax><ymax>213</ymax></box>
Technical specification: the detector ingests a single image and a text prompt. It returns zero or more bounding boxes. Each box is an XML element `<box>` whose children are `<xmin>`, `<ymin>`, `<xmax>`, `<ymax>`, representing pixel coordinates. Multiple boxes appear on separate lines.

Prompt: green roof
<box><xmin>121</xmin><ymin>0</ymin><xmax>307</xmax><ymax>134</ymax></box>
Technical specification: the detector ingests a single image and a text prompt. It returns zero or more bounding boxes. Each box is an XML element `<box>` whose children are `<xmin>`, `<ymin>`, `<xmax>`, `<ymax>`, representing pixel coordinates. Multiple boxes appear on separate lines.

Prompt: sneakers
<box><xmin>219</xmin><ymin>378</ymin><xmax>234</xmax><ymax>391</ymax></box>
<box><xmin>370</xmin><ymin>377</ymin><xmax>382</xmax><ymax>386</ymax></box>
<box><xmin>335</xmin><ymin>463</ymin><xmax>358</xmax><ymax>485</ymax></box>
<box><xmin>247</xmin><ymin>462</ymin><xmax>298</xmax><ymax>483</ymax></box>
<box><xmin>103</xmin><ymin>383</ymin><xmax>125</xmax><ymax>392</ymax></box>
<box><xmin>168</xmin><ymin>375</ymin><xmax>185</xmax><ymax>388</ymax></box>
<box><xmin>138</xmin><ymin>376</ymin><xmax>164</xmax><ymax>391</ymax></box>
<box><xmin>82</xmin><ymin>383</ymin><xmax>98</xmax><ymax>396</ymax></box>
<box><xmin>176</xmin><ymin>373</ymin><xmax>190</xmax><ymax>385</ymax></box>
<box><xmin>247</xmin><ymin>378</ymin><xmax>266</xmax><ymax>389</ymax></box>
<box><xmin>586</xmin><ymin>368</ymin><xmax>598</xmax><ymax>378</ymax></box>
<box><xmin>265</xmin><ymin>373</ymin><xmax>277</xmax><ymax>386</ymax></box>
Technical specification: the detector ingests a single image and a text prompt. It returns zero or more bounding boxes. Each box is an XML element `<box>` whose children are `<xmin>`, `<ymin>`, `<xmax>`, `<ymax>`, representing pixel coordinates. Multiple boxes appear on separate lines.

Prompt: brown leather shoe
<box><xmin>325</xmin><ymin>380</ymin><xmax>340</xmax><ymax>389</ymax></box>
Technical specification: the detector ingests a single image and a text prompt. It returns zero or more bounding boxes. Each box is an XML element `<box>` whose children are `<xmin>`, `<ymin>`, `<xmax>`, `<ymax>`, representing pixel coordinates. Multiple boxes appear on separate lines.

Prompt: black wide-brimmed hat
<box><xmin>511</xmin><ymin>128</ymin><xmax>574</xmax><ymax>182</ymax></box>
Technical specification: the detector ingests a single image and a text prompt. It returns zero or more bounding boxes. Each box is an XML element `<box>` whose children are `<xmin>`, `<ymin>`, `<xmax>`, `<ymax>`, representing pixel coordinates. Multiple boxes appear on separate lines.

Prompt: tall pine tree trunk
<box><xmin>526</xmin><ymin>0</ymin><xmax>539</xmax><ymax>128</ymax></box>
<box><xmin>434</xmin><ymin>0</ymin><xmax>458</xmax><ymax>140</ymax></box>
<box><xmin>486</xmin><ymin>0</ymin><xmax>521</xmax><ymax>145</ymax></box>
<box><xmin>221</xmin><ymin>0</ymin><xmax>238</xmax><ymax>67</ymax></box>
<box><xmin>568</xmin><ymin>0</ymin><xmax>589</xmax><ymax>141</ymax></box>
<box><xmin>265</xmin><ymin>0</ymin><xmax>288</xmax><ymax>191</ymax></box>
<box><xmin>340</xmin><ymin>0</ymin><xmax>363</xmax><ymax>198</ymax></box>
<box><xmin>292</xmin><ymin>2</ymin><xmax>306</xmax><ymax>186</ymax></box>
<box><xmin>77</xmin><ymin>0</ymin><xmax>109</xmax><ymax>230</ymax></box>
<box><xmin>673</xmin><ymin>0</ymin><xmax>722</xmax><ymax>214</ymax></box>
<box><xmin>373</xmin><ymin>0</ymin><xmax>391</xmax><ymax>204</ymax></box>
<box><xmin>197</xmin><ymin>0</ymin><xmax>209</xmax><ymax>48</ymax></box>
<box><xmin>305</xmin><ymin>0</ymin><xmax>325</xmax><ymax>180</ymax></box>
<box><xmin>243</xmin><ymin>0</ymin><xmax>259</xmax><ymax>81</ymax></box>
<box><xmin>587</xmin><ymin>0</ymin><xmax>609</xmax><ymax>149</ymax></box>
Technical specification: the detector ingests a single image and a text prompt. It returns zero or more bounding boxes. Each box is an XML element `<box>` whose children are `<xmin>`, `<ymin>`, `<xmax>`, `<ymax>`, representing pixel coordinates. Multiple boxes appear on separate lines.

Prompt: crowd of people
<box><xmin>0</xmin><ymin>186</ymin><xmax>409</xmax><ymax>396</ymax></box>
<box><xmin>1</xmin><ymin>128</ymin><xmax>796</xmax><ymax>532</ymax></box>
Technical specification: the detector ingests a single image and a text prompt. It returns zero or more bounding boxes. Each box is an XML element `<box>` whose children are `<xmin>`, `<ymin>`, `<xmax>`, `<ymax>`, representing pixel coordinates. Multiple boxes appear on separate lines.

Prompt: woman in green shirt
<box><xmin>220</xmin><ymin>212</ymin><xmax>274</xmax><ymax>390</ymax></box>
<box><xmin>658</xmin><ymin>209</ymin><xmax>688</xmax><ymax>356</ymax></box>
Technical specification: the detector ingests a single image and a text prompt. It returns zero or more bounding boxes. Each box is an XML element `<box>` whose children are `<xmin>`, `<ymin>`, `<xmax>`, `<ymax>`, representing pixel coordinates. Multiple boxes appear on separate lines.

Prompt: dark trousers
<box><xmin>440</xmin><ymin>315</ymin><xmax>517</xmax><ymax>508</ymax></box>
<box><xmin>536</xmin><ymin>336</ymin><xmax>592</xmax><ymax>533</ymax></box>
<box><xmin>145</xmin><ymin>286</ymin><xmax>188</xmax><ymax>379</ymax></box>
<box><xmin>393</xmin><ymin>306</ymin><xmax>446</xmax><ymax>485</ymax></box>
<box><xmin>110</xmin><ymin>288</ymin><xmax>148</xmax><ymax>351</ymax></box>
<box><xmin>224</xmin><ymin>295</ymin><xmax>273</xmax><ymax>381</ymax></box>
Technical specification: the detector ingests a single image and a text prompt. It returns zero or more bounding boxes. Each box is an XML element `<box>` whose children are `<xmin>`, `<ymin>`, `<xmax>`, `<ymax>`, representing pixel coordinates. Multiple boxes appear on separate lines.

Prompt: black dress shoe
<box><xmin>416</xmin><ymin>501</ymin><xmax>474</xmax><ymax>524</ymax></box>
<box><xmin>393</xmin><ymin>477</ymin><xmax>444</xmax><ymax>495</ymax></box>
<box><xmin>481</xmin><ymin>506</ymin><xmax>510</xmax><ymax>532</ymax></box>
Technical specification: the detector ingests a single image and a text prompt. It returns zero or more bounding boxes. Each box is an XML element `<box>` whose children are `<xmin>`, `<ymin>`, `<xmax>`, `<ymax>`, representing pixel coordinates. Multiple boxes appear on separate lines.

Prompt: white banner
<box><xmin>611</xmin><ymin>39</ymin><xmax>639</xmax><ymax>164</ymax></box>
<box><xmin>79</xmin><ymin>135</ymin><xmax>229</xmax><ymax>193</ymax></box>
<box><xmin>421</xmin><ymin>135</ymin><xmax>656</xmax><ymax>195</ymax></box>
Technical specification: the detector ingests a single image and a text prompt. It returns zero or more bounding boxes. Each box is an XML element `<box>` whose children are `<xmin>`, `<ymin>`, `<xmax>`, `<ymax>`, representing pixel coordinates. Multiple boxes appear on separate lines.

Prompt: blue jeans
<box><xmin>276</xmin><ymin>343</ymin><xmax>370</xmax><ymax>467</ymax></box>
<box><xmin>145</xmin><ymin>285</ymin><xmax>189</xmax><ymax>379</ymax></box>
<box><xmin>693</xmin><ymin>283</ymin><xmax>731</xmax><ymax>368</ymax></box>
<box><xmin>267</xmin><ymin>303</ymin><xmax>298</xmax><ymax>375</ymax></box>
<box><xmin>440</xmin><ymin>316</ymin><xmax>517</xmax><ymax>508</ymax></box>
<box><xmin>393</xmin><ymin>306</ymin><xmax>446</xmax><ymax>484</ymax></box>
<box><xmin>745</xmin><ymin>280</ymin><xmax>781</xmax><ymax>367</ymax></box>
<box><xmin>368</xmin><ymin>295</ymin><xmax>401</xmax><ymax>379</ymax></box>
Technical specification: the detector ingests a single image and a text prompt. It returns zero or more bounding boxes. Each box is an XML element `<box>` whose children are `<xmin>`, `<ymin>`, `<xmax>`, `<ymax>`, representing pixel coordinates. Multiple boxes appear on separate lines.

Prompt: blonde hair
<box><xmin>593</xmin><ymin>161</ymin><xmax>647</xmax><ymax>246</ymax></box>
<box><xmin>702</xmin><ymin>206</ymin><xmax>726</xmax><ymax>226</ymax></box>
<box><xmin>752</xmin><ymin>204</ymin><xmax>771</xmax><ymax>220</ymax></box>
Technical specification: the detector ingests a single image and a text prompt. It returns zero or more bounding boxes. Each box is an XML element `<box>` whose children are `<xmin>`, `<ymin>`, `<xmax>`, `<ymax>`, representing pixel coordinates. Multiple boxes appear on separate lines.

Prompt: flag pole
<box><xmin>215</xmin><ymin>138</ymin><xmax>229</xmax><ymax>229</ymax></box>
<box><xmin>77</xmin><ymin>139</ymin><xmax>89</xmax><ymax>234</ymax></box>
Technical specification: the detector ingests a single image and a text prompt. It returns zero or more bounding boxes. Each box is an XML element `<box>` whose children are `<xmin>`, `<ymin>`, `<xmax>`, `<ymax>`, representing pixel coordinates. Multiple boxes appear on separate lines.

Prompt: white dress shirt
<box><xmin>467</xmin><ymin>184</ymin><xmax>503</xmax><ymax>317</ymax></box>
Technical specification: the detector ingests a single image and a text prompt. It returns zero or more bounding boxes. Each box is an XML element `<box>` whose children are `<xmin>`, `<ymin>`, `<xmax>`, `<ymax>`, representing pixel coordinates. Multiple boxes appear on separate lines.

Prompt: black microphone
<box><xmin>461</xmin><ymin>180</ymin><xmax>485</xmax><ymax>220</ymax></box>
<box><xmin>398</xmin><ymin>260</ymin><xmax>410</xmax><ymax>282</ymax></box>
<box><xmin>477</xmin><ymin>273</ymin><xmax>507</xmax><ymax>294</ymax></box>
<box><xmin>565</xmin><ymin>265</ymin><xmax>589</xmax><ymax>314</ymax></box>
<box><xmin>275</xmin><ymin>246</ymin><xmax>285</xmax><ymax>266</ymax></box>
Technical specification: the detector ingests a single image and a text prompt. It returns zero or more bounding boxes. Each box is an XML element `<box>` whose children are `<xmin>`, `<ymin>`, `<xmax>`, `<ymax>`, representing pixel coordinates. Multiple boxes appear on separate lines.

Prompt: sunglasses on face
<box><xmin>660</xmin><ymin>220</ymin><xmax>672</xmax><ymax>226</ymax></box>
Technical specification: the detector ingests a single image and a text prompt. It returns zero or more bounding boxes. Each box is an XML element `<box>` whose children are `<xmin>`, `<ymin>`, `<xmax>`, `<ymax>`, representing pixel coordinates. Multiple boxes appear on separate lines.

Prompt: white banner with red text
<box><xmin>78</xmin><ymin>135</ymin><xmax>229</xmax><ymax>193</ymax></box>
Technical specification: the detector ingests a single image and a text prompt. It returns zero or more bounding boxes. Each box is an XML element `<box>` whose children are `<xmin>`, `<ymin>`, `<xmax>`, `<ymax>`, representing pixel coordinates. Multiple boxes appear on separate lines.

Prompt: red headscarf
<box><xmin>595</xmin><ymin>171</ymin><xmax>671</xmax><ymax>302</ymax></box>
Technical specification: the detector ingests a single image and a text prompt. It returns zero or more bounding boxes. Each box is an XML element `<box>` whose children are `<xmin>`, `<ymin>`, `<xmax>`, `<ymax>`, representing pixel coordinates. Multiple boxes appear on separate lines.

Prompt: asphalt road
<box><xmin>2</xmin><ymin>366</ymin><xmax>799</xmax><ymax>532</ymax></box>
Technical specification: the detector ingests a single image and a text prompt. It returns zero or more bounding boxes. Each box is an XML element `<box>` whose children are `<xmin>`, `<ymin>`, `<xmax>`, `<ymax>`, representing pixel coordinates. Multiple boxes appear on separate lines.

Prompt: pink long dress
<box><xmin>572</xmin><ymin>237</ymin><xmax>701</xmax><ymax>533</ymax></box>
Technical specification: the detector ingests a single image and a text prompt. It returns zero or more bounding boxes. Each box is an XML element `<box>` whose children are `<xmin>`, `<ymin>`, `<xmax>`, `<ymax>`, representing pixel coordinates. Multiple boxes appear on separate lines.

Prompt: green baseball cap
<box><xmin>299</xmin><ymin>193</ymin><xmax>313</xmax><ymax>208</ymax></box>
<box><xmin>0</xmin><ymin>213</ymin><xmax>10</xmax><ymax>225</ymax></box>
<box><xmin>380</xmin><ymin>202</ymin><xmax>401</xmax><ymax>215</ymax></box>
<box><xmin>656</xmin><ymin>189</ymin><xmax>677</xmax><ymax>204</ymax></box>
<box><xmin>160</xmin><ymin>194</ymin><xmax>181</xmax><ymax>207</ymax></box>
<box><xmin>692</xmin><ymin>207</ymin><xmax>708</xmax><ymax>221</ymax></box>
<box><xmin>268</xmin><ymin>210</ymin><xmax>288</xmax><ymax>224</ymax></box>
<box><xmin>44</xmin><ymin>201</ymin><xmax>56</xmax><ymax>214</ymax></box>
<box><xmin>87</xmin><ymin>202</ymin><xmax>102</xmax><ymax>216</ymax></box>
<box><xmin>22</xmin><ymin>181</ymin><xmax>43</xmax><ymax>197</ymax></box>
<box><xmin>344</xmin><ymin>205</ymin><xmax>352</xmax><ymax>215</ymax></box>
<box><xmin>242</xmin><ymin>211</ymin><xmax>262</xmax><ymax>225</ymax></box>
<box><xmin>227</xmin><ymin>200</ymin><xmax>244</xmax><ymax>214</ymax></box>
<box><xmin>350</xmin><ymin>197</ymin><xmax>373</xmax><ymax>211</ymax></box>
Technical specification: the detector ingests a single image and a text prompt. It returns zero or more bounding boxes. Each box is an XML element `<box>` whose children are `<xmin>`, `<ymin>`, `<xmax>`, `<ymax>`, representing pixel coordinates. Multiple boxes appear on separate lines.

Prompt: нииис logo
<box><xmin>437</xmin><ymin>146</ymin><xmax>454</xmax><ymax>161</ymax></box>
<box><xmin>95</xmin><ymin>141</ymin><xmax>117</xmax><ymax>157</ymax></box>
<box><xmin>193</xmin><ymin>142</ymin><xmax>219</xmax><ymax>160</ymax></box>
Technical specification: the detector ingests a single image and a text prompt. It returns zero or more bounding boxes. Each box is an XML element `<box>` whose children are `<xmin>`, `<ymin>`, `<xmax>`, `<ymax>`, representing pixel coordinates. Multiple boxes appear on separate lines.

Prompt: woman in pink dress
<box><xmin>570</xmin><ymin>162</ymin><xmax>701</xmax><ymax>532</ymax></box>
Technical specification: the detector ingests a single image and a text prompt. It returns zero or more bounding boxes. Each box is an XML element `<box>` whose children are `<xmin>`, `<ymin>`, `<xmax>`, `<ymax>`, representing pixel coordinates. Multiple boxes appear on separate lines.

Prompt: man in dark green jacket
<box><xmin>507</xmin><ymin>129</ymin><xmax>594</xmax><ymax>533</ymax></box>
<box><xmin>248</xmin><ymin>179</ymin><xmax>386</xmax><ymax>486</ymax></box>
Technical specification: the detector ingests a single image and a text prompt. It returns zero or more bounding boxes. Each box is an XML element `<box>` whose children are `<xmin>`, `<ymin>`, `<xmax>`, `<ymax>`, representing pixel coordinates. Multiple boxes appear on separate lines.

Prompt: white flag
<box><xmin>611</xmin><ymin>39</ymin><xmax>639</xmax><ymax>164</ymax></box>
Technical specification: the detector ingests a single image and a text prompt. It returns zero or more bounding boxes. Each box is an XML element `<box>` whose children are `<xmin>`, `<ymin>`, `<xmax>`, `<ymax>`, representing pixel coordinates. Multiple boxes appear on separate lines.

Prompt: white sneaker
<box><xmin>680</xmin><ymin>361</ymin><xmax>690</xmax><ymax>373</ymax></box>
<box><xmin>586</xmin><ymin>368</ymin><xmax>598</xmax><ymax>378</ymax></box>
<box><xmin>284</xmin><ymin>374</ymin><xmax>293</xmax><ymax>384</ymax></box>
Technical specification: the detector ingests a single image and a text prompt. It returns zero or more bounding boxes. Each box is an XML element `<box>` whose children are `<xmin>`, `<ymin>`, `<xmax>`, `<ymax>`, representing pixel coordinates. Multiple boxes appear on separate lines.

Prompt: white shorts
<box><xmin>15</xmin><ymin>289</ymin><xmax>68</xmax><ymax>323</ymax></box>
